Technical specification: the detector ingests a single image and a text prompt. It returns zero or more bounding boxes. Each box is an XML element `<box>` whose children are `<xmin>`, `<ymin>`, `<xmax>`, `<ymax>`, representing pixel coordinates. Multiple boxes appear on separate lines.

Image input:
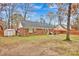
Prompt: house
<box><xmin>17</xmin><ymin>20</ymin><xmax>53</xmax><ymax>36</ymax></box>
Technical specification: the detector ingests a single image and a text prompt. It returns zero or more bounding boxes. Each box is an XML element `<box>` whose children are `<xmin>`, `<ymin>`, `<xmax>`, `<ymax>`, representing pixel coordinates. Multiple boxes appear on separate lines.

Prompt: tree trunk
<box><xmin>8</xmin><ymin>4</ymin><xmax>11</xmax><ymax>29</ymax></box>
<box><xmin>24</xmin><ymin>3</ymin><xmax>30</xmax><ymax>21</ymax></box>
<box><xmin>65</xmin><ymin>3</ymin><xmax>72</xmax><ymax>41</ymax></box>
<box><xmin>58</xmin><ymin>14</ymin><xmax>62</xmax><ymax>25</ymax></box>
<box><xmin>24</xmin><ymin>4</ymin><xmax>27</xmax><ymax>21</ymax></box>
<box><xmin>49</xmin><ymin>19</ymin><xmax>51</xmax><ymax>25</ymax></box>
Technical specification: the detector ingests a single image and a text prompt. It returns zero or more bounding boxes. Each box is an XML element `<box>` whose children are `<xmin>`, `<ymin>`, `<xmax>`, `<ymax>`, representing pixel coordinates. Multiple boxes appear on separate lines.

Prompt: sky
<box><xmin>16</xmin><ymin>3</ymin><xmax>58</xmax><ymax>24</ymax></box>
<box><xmin>16</xmin><ymin>3</ymin><xmax>58</xmax><ymax>20</ymax></box>
<box><xmin>1</xmin><ymin>3</ymin><xmax>68</xmax><ymax>25</ymax></box>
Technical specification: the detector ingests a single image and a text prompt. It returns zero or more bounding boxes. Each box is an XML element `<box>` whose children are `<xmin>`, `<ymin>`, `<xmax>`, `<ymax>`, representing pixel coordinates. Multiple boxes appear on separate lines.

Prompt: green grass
<box><xmin>0</xmin><ymin>34</ymin><xmax>78</xmax><ymax>45</ymax></box>
<box><xmin>0</xmin><ymin>35</ymin><xmax>51</xmax><ymax>45</ymax></box>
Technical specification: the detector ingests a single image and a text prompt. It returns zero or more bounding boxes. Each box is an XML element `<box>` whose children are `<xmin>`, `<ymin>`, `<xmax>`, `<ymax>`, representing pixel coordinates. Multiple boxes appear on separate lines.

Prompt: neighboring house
<box><xmin>0</xmin><ymin>20</ymin><xmax>4</xmax><ymax>36</ymax></box>
<box><xmin>53</xmin><ymin>25</ymin><xmax>67</xmax><ymax>34</ymax></box>
<box><xmin>0</xmin><ymin>25</ymin><xmax>4</xmax><ymax>36</ymax></box>
<box><xmin>53</xmin><ymin>25</ymin><xmax>79</xmax><ymax>35</ymax></box>
<box><xmin>17</xmin><ymin>20</ymin><xmax>53</xmax><ymax>36</ymax></box>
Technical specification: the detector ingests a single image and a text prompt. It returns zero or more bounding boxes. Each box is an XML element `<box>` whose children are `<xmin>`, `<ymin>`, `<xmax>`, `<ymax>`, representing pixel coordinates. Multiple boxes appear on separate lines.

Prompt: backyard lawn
<box><xmin>0</xmin><ymin>34</ymin><xmax>79</xmax><ymax>56</ymax></box>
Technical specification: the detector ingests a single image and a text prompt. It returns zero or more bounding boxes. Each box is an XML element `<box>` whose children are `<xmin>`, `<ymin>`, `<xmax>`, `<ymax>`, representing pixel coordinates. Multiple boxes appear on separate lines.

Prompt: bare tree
<box><xmin>23</xmin><ymin>3</ymin><xmax>32</xmax><ymax>21</ymax></box>
<box><xmin>1</xmin><ymin>3</ymin><xmax>16</xmax><ymax>29</ymax></box>
<box><xmin>8</xmin><ymin>3</ymin><xmax>16</xmax><ymax>29</ymax></box>
<box><xmin>47</xmin><ymin>12</ymin><xmax>54</xmax><ymax>25</ymax></box>
<box><xmin>40</xmin><ymin>15</ymin><xmax>45</xmax><ymax>24</ymax></box>
<box><xmin>11</xmin><ymin>11</ymin><xmax>23</xmax><ymax>29</ymax></box>
<box><xmin>65</xmin><ymin>3</ymin><xmax>72</xmax><ymax>41</ymax></box>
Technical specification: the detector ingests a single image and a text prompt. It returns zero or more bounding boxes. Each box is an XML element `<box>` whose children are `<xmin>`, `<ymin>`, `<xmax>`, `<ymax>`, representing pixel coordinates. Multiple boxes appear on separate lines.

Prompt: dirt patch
<box><xmin>0</xmin><ymin>39</ymin><xmax>79</xmax><ymax>56</ymax></box>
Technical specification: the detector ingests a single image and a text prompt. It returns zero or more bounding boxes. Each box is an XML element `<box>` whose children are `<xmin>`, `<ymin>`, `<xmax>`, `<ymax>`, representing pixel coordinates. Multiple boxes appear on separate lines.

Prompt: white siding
<box><xmin>4</xmin><ymin>29</ymin><xmax>16</xmax><ymax>36</ymax></box>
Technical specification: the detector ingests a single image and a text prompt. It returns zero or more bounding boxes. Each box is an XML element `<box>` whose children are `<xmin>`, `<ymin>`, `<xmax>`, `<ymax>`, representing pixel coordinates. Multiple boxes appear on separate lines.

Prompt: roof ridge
<box><xmin>21</xmin><ymin>20</ymin><xmax>53</xmax><ymax>28</ymax></box>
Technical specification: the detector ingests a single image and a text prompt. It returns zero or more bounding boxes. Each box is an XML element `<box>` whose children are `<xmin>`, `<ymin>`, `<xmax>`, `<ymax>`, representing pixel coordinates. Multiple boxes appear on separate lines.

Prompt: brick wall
<box><xmin>17</xmin><ymin>28</ymin><xmax>29</xmax><ymax>36</ymax></box>
<box><xmin>70</xmin><ymin>30</ymin><xmax>79</xmax><ymax>35</ymax></box>
<box><xmin>17</xmin><ymin>28</ymin><xmax>49</xmax><ymax>36</ymax></box>
<box><xmin>33</xmin><ymin>28</ymin><xmax>48</xmax><ymax>35</ymax></box>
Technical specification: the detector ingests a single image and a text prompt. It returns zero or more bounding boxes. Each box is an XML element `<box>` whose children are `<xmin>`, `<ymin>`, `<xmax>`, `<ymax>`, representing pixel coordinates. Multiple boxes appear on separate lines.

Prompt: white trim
<box><xmin>18</xmin><ymin>22</ymin><xmax>23</xmax><ymax>28</ymax></box>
